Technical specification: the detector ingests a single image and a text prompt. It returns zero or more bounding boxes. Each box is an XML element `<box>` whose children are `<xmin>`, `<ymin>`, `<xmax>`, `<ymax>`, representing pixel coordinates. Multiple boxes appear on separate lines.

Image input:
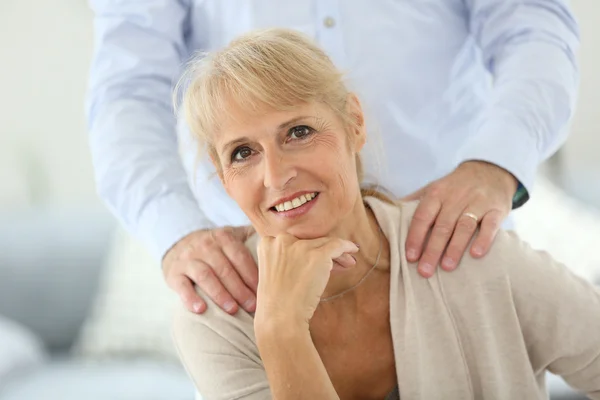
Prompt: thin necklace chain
<box><xmin>320</xmin><ymin>225</ymin><xmax>383</xmax><ymax>303</ymax></box>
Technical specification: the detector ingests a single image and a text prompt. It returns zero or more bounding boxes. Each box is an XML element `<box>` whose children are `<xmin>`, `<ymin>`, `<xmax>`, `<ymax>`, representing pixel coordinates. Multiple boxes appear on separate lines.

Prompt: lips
<box><xmin>269</xmin><ymin>191</ymin><xmax>318</xmax><ymax>211</ymax></box>
<box><xmin>272</xmin><ymin>192</ymin><xmax>318</xmax><ymax>212</ymax></box>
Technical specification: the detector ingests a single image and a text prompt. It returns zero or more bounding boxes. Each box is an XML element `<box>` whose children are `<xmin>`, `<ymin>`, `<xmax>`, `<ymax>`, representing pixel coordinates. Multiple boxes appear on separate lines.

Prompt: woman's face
<box><xmin>212</xmin><ymin>100</ymin><xmax>366</xmax><ymax>238</ymax></box>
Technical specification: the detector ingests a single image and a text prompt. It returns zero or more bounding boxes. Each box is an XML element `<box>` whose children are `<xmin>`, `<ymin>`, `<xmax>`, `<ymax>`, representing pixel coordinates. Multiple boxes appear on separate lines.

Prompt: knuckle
<box><xmin>233</xmin><ymin>251</ymin><xmax>254</xmax><ymax>270</ymax></box>
<box><xmin>456</xmin><ymin>219</ymin><xmax>476</xmax><ymax>231</ymax></box>
<box><xmin>427</xmin><ymin>184</ymin><xmax>445</xmax><ymax>199</ymax></box>
<box><xmin>163</xmin><ymin>260</ymin><xmax>182</xmax><ymax>278</ymax></box>
<box><xmin>486</xmin><ymin>219</ymin><xmax>501</xmax><ymax>231</ymax></box>
<box><xmin>483</xmin><ymin>214</ymin><xmax>502</xmax><ymax>230</ymax></box>
<box><xmin>475</xmin><ymin>188</ymin><xmax>487</xmax><ymax>199</ymax></box>
<box><xmin>215</xmin><ymin>265</ymin><xmax>234</xmax><ymax>280</ymax></box>
<box><xmin>433</xmin><ymin>223</ymin><xmax>454</xmax><ymax>237</ymax></box>
<box><xmin>259</xmin><ymin>236</ymin><xmax>273</xmax><ymax>248</ymax></box>
<box><xmin>280</xmin><ymin>234</ymin><xmax>295</xmax><ymax>245</ymax></box>
<box><xmin>198</xmin><ymin>234</ymin><xmax>215</xmax><ymax>249</ymax></box>
<box><xmin>173</xmin><ymin>277</ymin><xmax>191</xmax><ymax>295</ymax></box>
<box><xmin>193</xmin><ymin>266</ymin><xmax>214</xmax><ymax>285</ymax></box>
<box><xmin>412</xmin><ymin>210</ymin><xmax>434</xmax><ymax>223</ymax></box>
<box><xmin>213</xmin><ymin>228</ymin><xmax>234</xmax><ymax>243</ymax></box>
<box><xmin>180</xmin><ymin>246</ymin><xmax>196</xmax><ymax>261</ymax></box>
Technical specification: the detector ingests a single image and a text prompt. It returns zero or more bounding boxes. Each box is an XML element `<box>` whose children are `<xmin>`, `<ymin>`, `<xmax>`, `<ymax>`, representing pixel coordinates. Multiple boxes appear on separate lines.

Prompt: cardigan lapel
<box><xmin>366</xmin><ymin>198</ymin><xmax>474</xmax><ymax>399</ymax></box>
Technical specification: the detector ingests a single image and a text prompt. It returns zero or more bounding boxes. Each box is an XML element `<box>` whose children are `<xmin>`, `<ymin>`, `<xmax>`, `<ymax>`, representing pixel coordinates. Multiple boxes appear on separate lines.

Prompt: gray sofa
<box><xmin>0</xmin><ymin>208</ymin><xmax>194</xmax><ymax>400</ymax></box>
<box><xmin>0</xmin><ymin>207</ymin><xmax>589</xmax><ymax>399</ymax></box>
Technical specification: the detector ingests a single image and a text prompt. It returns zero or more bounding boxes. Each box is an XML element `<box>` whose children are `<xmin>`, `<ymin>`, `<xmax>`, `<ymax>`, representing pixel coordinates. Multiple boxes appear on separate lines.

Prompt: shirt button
<box><xmin>323</xmin><ymin>17</ymin><xmax>336</xmax><ymax>28</ymax></box>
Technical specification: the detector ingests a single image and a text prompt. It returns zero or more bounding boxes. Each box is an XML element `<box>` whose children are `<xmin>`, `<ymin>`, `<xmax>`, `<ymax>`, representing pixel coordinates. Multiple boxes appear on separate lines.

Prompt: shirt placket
<box><xmin>315</xmin><ymin>0</ymin><xmax>347</xmax><ymax>69</ymax></box>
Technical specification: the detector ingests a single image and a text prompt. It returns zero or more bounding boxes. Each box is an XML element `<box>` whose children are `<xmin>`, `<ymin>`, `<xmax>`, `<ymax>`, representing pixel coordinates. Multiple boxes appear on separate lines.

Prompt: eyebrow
<box><xmin>220</xmin><ymin>115</ymin><xmax>312</xmax><ymax>154</ymax></box>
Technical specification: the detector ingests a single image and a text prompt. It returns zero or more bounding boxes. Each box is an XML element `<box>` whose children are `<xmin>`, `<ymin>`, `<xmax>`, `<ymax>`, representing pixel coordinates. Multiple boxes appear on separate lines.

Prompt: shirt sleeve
<box><xmin>501</xmin><ymin>231</ymin><xmax>600</xmax><ymax>397</ymax></box>
<box><xmin>86</xmin><ymin>0</ymin><xmax>213</xmax><ymax>260</ymax></box>
<box><xmin>459</xmin><ymin>0</ymin><xmax>580</xmax><ymax>191</ymax></box>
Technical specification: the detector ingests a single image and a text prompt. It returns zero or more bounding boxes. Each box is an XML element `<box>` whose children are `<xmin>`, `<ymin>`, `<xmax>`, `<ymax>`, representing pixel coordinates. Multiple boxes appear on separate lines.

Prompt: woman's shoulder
<box><xmin>172</xmin><ymin>236</ymin><xmax>260</xmax><ymax>358</ymax></box>
<box><xmin>172</xmin><ymin>286</ymin><xmax>259</xmax><ymax>359</ymax></box>
<box><xmin>392</xmin><ymin>199</ymin><xmax>527</xmax><ymax>266</ymax></box>
<box><xmin>389</xmin><ymin>198</ymin><xmax>542</xmax><ymax>285</ymax></box>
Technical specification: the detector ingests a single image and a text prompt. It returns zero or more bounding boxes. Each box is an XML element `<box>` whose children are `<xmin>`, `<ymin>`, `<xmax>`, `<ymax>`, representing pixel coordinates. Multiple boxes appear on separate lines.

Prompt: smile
<box><xmin>273</xmin><ymin>192</ymin><xmax>318</xmax><ymax>212</ymax></box>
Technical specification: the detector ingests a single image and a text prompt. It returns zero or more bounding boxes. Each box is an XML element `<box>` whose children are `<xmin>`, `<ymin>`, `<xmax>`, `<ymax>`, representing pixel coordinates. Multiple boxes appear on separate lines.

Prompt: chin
<box><xmin>284</xmin><ymin>221</ymin><xmax>334</xmax><ymax>239</ymax></box>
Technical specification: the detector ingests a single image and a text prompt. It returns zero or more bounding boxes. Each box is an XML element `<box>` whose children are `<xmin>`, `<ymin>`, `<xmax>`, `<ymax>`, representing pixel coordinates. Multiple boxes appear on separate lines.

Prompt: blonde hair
<box><xmin>175</xmin><ymin>28</ymin><xmax>394</xmax><ymax>204</ymax></box>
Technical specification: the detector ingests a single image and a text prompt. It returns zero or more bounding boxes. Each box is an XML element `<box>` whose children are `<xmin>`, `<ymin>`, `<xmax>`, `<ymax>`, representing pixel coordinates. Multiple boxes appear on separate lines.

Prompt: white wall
<box><xmin>560</xmin><ymin>1</ymin><xmax>600</xmax><ymax>204</ymax></box>
<box><xmin>0</xmin><ymin>0</ymin><xmax>598</xmax><ymax>210</ymax></box>
<box><xmin>0</xmin><ymin>1</ymin><xmax>98</xmax><ymax>209</ymax></box>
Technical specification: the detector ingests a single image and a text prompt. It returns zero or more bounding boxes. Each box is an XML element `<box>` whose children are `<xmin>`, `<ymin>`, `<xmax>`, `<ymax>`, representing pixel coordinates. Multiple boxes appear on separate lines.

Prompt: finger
<box><xmin>187</xmin><ymin>260</ymin><xmax>239</xmax><ymax>315</ymax></box>
<box><xmin>332</xmin><ymin>253</ymin><xmax>357</xmax><ymax>270</ymax></box>
<box><xmin>440</xmin><ymin>210</ymin><xmax>480</xmax><ymax>271</ymax></box>
<box><xmin>470</xmin><ymin>209</ymin><xmax>504</xmax><ymax>258</ymax></box>
<box><xmin>201</xmin><ymin>245</ymin><xmax>257</xmax><ymax>313</ymax></box>
<box><xmin>320</xmin><ymin>238</ymin><xmax>359</xmax><ymax>259</ymax></box>
<box><xmin>171</xmin><ymin>275</ymin><xmax>207</xmax><ymax>314</ymax></box>
<box><xmin>229</xmin><ymin>225</ymin><xmax>256</xmax><ymax>242</ymax></box>
<box><xmin>417</xmin><ymin>204</ymin><xmax>462</xmax><ymax>278</ymax></box>
<box><xmin>218</xmin><ymin>235</ymin><xmax>259</xmax><ymax>311</ymax></box>
<box><xmin>221</xmin><ymin>240</ymin><xmax>259</xmax><ymax>293</ymax></box>
<box><xmin>405</xmin><ymin>195</ymin><xmax>442</xmax><ymax>263</ymax></box>
<box><xmin>216</xmin><ymin>228</ymin><xmax>259</xmax><ymax>284</ymax></box>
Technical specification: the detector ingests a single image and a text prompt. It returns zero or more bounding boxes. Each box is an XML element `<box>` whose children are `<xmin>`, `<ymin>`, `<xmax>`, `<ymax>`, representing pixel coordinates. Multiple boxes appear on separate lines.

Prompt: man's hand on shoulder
<box><xmin>402</xmin><ymin>160</ymin><xmax>518</xmax><ymax>278</ymax></box>
<box><xmin>162</xmin><ymin>226</ymin><xmax>258</xmax><ymax>315</ymax></box>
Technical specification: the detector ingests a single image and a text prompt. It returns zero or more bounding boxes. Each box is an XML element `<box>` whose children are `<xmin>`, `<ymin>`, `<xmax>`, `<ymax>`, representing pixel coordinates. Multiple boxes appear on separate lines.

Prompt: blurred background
<box><xmin>0</xmin><ymin>1</ymin><xmax>599</xmax><ymax>400</ymax></box>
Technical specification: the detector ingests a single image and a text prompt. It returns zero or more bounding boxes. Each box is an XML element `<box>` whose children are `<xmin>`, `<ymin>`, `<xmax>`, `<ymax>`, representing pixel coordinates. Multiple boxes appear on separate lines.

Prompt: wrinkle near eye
<box><xmin>222</xmin><ymin>163</ymin><xmax>247</xmax><ymax>184</ymax></box>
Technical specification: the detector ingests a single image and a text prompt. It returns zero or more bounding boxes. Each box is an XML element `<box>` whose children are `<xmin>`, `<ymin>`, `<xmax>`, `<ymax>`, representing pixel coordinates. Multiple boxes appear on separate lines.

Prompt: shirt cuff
<box><xmin>135</xmin><ymin>192</ymin><xmax>213</xmax><ymax>261</ymax></box>
<box><xmin>457</xmin><ymin>119</ymin><xmax>540</xmax><ymax>193</ymax></box>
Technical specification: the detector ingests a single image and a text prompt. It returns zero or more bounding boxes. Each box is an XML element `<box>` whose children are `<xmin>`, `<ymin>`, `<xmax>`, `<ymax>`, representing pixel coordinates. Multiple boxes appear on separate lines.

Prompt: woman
<box><xmin>172</xmin><ymin>29</ymin><xmax>600</xmax><ymax>399</ymax></box>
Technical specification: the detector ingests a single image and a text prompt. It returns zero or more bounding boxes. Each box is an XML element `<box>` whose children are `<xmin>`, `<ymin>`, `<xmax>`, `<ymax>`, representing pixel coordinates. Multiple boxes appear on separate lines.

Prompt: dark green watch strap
<box><xmin>512</xmin><ymin>182</ymin><xmax>529</xmax><ymax>210</ymax></box>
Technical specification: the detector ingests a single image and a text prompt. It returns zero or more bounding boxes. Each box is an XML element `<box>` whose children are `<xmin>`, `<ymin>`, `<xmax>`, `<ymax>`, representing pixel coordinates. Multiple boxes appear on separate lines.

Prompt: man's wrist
<box><xmin>461</xmin><ymin>160</ymin><xmax>530</xmax><ymax>209</ymax></box>
<box><xmin>459</xmin><ymin>160</ymin><xmax>518</xmax><ymax>198</ymax></box>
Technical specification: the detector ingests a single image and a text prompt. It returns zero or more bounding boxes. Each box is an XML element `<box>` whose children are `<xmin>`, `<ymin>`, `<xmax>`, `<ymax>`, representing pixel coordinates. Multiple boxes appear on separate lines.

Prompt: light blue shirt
<box><xmin>87</xmin><ymin>0</ymin><xmax>579</xmax><ymax>259</ymax></box>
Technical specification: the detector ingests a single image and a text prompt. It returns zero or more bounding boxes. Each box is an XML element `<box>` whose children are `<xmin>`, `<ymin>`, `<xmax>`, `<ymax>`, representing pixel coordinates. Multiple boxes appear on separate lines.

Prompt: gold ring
<box><xmin>462</xmin><ymin>212</ymin><xmax>479</xmax><ymax>223</ymax></box>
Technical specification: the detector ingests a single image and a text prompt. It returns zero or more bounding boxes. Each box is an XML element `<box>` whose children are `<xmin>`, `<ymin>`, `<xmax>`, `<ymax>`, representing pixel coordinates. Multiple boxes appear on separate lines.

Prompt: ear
<box><xmin>346</xmin><ymin>93</ymin><xmax>366</xmax><ymax>153</ymax></box>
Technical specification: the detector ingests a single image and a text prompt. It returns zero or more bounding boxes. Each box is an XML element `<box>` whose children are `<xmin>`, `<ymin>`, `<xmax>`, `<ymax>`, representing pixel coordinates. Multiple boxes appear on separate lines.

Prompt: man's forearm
<box><xmin>87</xmin><ymin>0</ymin><xmax>211</xmax><ymax>259</ymax></box>
<box><xmin>256</xmin><ymin>320</ymin><xmax>339</xmax><ymax>400</ymax></box>
<box><xmin>460</xmin><ymin>0</ymin><xmax>580</xmax><ymax>191</ymax></box>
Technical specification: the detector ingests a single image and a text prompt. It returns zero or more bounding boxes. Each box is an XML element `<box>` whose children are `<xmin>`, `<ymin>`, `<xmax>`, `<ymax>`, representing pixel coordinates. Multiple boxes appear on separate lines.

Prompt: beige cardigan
<box><xmin>172</xmin><ymin>197</ymin><xmax>600</xmax><ymax>399</ymax></box>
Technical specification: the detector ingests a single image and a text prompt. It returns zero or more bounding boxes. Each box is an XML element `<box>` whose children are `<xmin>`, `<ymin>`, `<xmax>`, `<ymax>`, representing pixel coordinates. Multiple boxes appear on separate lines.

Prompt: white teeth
<box><xmin>274</xmin><ymin>192</ymin><xmax>317</xmax><ymax>212</ymax></box>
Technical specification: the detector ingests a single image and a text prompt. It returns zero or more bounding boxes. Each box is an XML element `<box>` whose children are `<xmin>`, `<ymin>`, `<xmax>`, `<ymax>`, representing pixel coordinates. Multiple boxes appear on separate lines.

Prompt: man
<box><xmin>86</xmin><ymin>0</ymin><xmax>579</xmax><ymax>315</ymax></box>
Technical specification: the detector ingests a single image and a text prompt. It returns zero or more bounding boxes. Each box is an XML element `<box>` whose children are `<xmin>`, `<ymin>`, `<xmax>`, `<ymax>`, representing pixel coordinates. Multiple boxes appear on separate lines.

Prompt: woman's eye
<box><xmin>232</xmin><ymin>147</ymin><xmax>253</xmax><ymax>162</ymax></box>
<box><xmin>288</xmin><ymin>125</ymin><xmax>314</xmax><ymax>140</ymax></box>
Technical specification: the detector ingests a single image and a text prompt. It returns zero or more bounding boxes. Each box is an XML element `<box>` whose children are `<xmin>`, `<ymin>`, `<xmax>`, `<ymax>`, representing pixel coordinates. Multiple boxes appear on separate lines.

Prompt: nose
<box><xmin>262</xmin><ymin>148</ymin><xmax>296</xmax><ymax>190</ymax></box>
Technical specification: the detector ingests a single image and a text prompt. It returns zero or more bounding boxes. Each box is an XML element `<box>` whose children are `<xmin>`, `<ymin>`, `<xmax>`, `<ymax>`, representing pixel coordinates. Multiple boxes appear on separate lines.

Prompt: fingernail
<box><xmin>472</xmin><ymin>246</ymin><xmax>483</xmax><ymax>257</ymax></box>
<box><xmin>420</xmin><ymin>263</ymin><xmax>434</xmax><ymax>276</ymax></box>
<box><xmin>407</xmin><ymin>249</ymin><xmax>417</xmax><ymax>260</ymax></box>
<box><xmin>192</xmin><ymin>302</ymin><xmax>204</xmax><ymax>313</ymax></box>
<box><xmin>243</xmin><ymin>298</ymin><xmax>256</xmax><ymax>311</ymax></box>
<box><xmin>224</xmin><ymin>301</ymin><xmax>236</xmax><ymax>313</ymax></box>
<box><xmin>442</xmin><ymin>257</ymin><xmax>455</xmax><ymax>270</ymax></box>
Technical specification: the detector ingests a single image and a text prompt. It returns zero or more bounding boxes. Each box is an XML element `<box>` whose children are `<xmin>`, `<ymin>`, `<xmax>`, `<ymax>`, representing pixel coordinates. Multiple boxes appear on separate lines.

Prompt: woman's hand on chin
<box><xmin>254</xmin><ymin>235</ymin><xmax>359</xmax><ymax>332</ymax></box>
